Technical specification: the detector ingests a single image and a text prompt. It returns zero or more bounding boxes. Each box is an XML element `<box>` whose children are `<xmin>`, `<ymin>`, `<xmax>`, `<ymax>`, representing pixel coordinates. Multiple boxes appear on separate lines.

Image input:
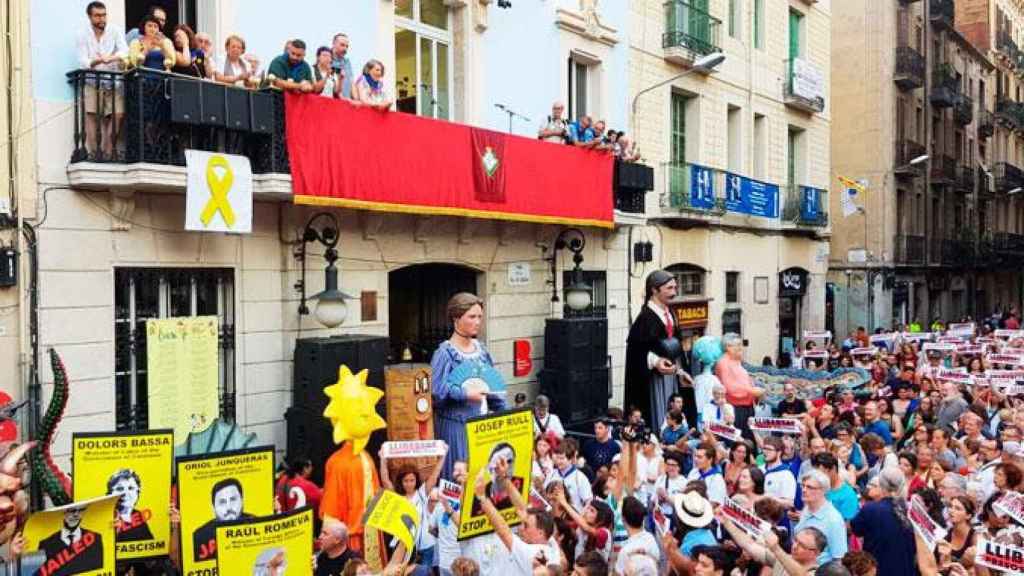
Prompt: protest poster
<box><xmin>908</xmin><ymin>495</ymin><xmax>947</xmax><ymax>552</ymax></box>
<box><xmin>708</xmin><ymin>422</ymin><xmax>743</xmax><ymax>443</ymax></box>
<box><xmin>994</xmin><ymin>491</ymin><xmax>1024</xmax><ymax>526</ymax></box>
<box><xmin>146</xmin><ymin>316</ymin><xmax>220</xmax><ymax>440</ymax></box>
<box><xmin>439</xmin><ymin>479</ymin><xmax>463</xmax><ymax>507</ymax></box>
<box><xmin>957</xmin><ymin>344</ymin><xmax>984</xmax><ymax>356</ymax></box>
<box><xmin>948</xmin><ymin>322</ymin><xmax>976</xmax><ymax>337</ymax></box>
<box><xmin>364</xmin><ymin>489</ymin><xmax>420</xmax><ymax>552</ymax></box>
<box><xmin>380</xmin><ymin>440</ymin><xmax>447</xmax><ymax>460</ymax></box>
<box><xmin>802</xmin><ymin>330</ymin><xmax>831</xmax><ymax>341</ymax></box>
<box><xmin>986</xmin><ymin>369</ymin><xmax>1024</xmax><ymax>379</ymax></box>
<box><xmin>850</xmin><ymin>347</ymin><xmax>876</xmax><ymax>357</ymax></box>
<box><xmin>722</xmin><ymin>497</ymin><xmax>769</xmax><ymax>538</ymax></box>
<box><xmin>986</xmin><ymin>352</ymin><xmax>1024</xmax><ymax>367</ymax></box>
<box><xmin>23</xmin><ymin>495</ymin><xmax>118</xmax><ymax>576</ymax></box>
<box><xmin>749</xmin><ymin>417</ymin><xmax>802</xmax><ymax>435</ymax></box>
<box><xmin>215</xmin><ymin>507</ymin><xmax>313</xmax><ymax>576</ymax></box>
<box><xmin>72</xmin><ymin>430</ymin><xmax>174</xmax><ymax>560</ymax></box>
<box><xmin>177</xmin><ymin>446</ymin><xmax>276</xmax><ymax>575</ymax></box>
<box><xmin>457</xmin><ymin>408</ymin><xmax>533</xmax><ymax>541</ymax></box>
<box><xmin>901</xmin><ymin>332</ymin><xmax>933</xmax><ymax>342</ymax></box>
<box><xmin>994</xmin><ymin>329</ymin><xmax>1024</xmax><ymax>340</ymax></box>
<box><xmin>935</xmin><ymin>369</ymin><xmax>972</xmax><ymax>386</ymax></box>
<box><xmin>936</xmin><ymin>336</ymin><xmax>964</xmax><ymax>345</ymax></box>
<box><xmin>922</xmin><ymin>342</ymin><xmax>956</xmax><ymax>355</ymax></box>
<box><xmin>975</xmin><ymin>539</ymin><xmax>1024</xmax><ymax>573</ymax></box>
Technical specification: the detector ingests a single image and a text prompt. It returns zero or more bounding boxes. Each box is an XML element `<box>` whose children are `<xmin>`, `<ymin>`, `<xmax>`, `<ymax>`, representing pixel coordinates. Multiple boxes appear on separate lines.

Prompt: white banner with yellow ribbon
<box><xmin>186</xmin><ymin>149</ymin><xmax>253</xmax><ymax>233</ymax></box>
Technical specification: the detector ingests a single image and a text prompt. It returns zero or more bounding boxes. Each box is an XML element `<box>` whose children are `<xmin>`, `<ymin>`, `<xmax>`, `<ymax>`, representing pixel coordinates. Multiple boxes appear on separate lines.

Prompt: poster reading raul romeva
<box><xmin>177</xmin><ymin>446</ymin><xmax>275</xmax><ymax>576</ymax></box>
<box><xmin>72</xmin><ymin>430</ymin><xmax>174</xmax><ymax>560</ymax></box>
<box><xmin>457</xmin><ymin>408</ymin><xmax>533</xmax><ymax>540</ymax></box>
<box><xmin>22</xmin><ymin>495</ymin><xmax>118</xmax><ymax>576</ymax></box>
<box><xmin>216</xmin><ymin>508</ymin><xmax>314</xmax><ymax>576</ymax></box>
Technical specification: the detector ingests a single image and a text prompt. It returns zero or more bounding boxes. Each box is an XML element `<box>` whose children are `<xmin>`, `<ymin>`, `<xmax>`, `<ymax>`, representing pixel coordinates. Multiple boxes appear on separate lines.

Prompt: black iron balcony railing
<box><xmin>929</xmin><ymin>0</ymin><xmax>954</xmax><ymax>29</ymax></box>
<box><xmin>664</xmin><ymin>162</ymin><xmax>727</xmax><ymax>215</ymax></box>
<box><xmin>782</xmin><ymin>185</ymin><xmax>829</xmax><ymax>227</ymax></box>
<box><xmin>992</xmin><ymin>233</ymin><xmax>1024</xmax><ymax>266</ymax></box>
<box><xmin>613</xmin><ymin>161</ymin><xmax>654</xmax><ymax>214</ymax></box>
<box><xmin>954</xmin><ymin>93</ymin><xmax>973</xmax><ymax>126</ymax></box>
<box><xmin>663</xmin><ymin>1</ymin><xmax>722</xmax><ymax>57</ymax></box>
<box><xmin>930</xmin><ymin>63</ymin><xmax>959</xmax><ymax>108</ymax></box>
<box><xmin>999</xmin><ymin>33</ymin><xmax>1021</xmax><ymax>67</ymax></box>
<box><xmin>783</xmin><ymin>59</ymin><xmax>826</xmax><ymax>113</ymax></box>
<box><xmin>993</xmin><ymin>161</ymin><xmax>1024</xmax><ymax>193</ymax></box>
<box><xmin>996</xmin><ymin>98</ymin><xmax>1023</xmax><ymax>130</ymax></box>
<box><xmin>68</xmin><ymin>69</ymin><xmax>289</xmax><ymax>173</ymax></box>
<box><xmin>941</xmin><ymin>236</ymin><xmax>975</xmax><ymax>267</ymax></box>
<box><xmin>956</xmin><ymin>165</ymin><xmax>975</xmax><ymax>193</ymax></box>
<box><xmin>930</xmin><ymin>154</ymin><xmax>956</xmax><ymax>184</ymax></box>
<box><xmin>895</xmin><ymin>139</ymin><xmax>927</xmax><ymax>175</ymax></box>
<box><xmin>978</xmin><ymin>108</ymin><xmax>995</xmax><ymax>138</ymax></box>
<box><xmin>894</xmin><ymin>46</ymin><xmax>926</xmax><ymax>91</ymax></box>
<box><xmin>895</xmin><ymin>234</ymin><xmax>927</xmax><ymax>265</ymax></box>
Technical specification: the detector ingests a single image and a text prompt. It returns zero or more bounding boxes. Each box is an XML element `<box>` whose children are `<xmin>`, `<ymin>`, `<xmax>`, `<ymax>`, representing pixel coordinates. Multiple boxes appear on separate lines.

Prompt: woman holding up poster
<box><xmin>431</xmin><ymin>293</ymin><xmax>506</xmax><ymax>479</ymax></box>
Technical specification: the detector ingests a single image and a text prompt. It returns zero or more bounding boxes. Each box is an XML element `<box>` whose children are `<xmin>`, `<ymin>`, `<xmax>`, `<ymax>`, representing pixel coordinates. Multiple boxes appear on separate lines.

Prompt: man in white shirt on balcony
<box><xmin>76</xmin><ymin>1</ymin><xmax>128</xmax><ymax>159</ymax></box>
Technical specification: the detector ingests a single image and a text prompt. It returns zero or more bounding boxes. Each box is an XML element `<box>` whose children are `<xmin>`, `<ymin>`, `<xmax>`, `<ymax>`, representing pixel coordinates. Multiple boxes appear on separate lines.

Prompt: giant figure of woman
<box><xmin>431</xmin><ymin>293</ymin><xmax>506</xmax><ymax>479</ymax></box>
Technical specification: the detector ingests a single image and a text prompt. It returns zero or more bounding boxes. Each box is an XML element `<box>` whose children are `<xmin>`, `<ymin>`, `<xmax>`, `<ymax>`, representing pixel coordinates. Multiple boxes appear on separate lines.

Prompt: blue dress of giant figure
<box><xmin>430</xmin><ymin>339</ymin><xmax>506</xmax><ymax>479</ymax></box>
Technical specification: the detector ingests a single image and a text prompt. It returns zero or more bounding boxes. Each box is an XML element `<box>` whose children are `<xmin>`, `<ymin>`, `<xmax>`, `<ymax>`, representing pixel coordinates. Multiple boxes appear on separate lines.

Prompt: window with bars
<box><xmin>114</xmin><ymin>268</ymin><xmax>236</xmax><ymax>431</ymax></box>
<box><xmin>563</xmin><ymin>270</ymin><xmax>607</xmax><ymax>318</ymax></box>
<box><xmin>667</xmin><ymin>264</ymin><xmax>705</xmax><ymax>298</ymax></box>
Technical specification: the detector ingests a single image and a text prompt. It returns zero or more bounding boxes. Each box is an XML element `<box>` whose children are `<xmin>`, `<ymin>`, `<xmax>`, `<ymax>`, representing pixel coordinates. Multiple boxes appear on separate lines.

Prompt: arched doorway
<box><xmin>388</xmin><ymin>263</ymin><xmax>481</xmax><ymax>363</ymax></box>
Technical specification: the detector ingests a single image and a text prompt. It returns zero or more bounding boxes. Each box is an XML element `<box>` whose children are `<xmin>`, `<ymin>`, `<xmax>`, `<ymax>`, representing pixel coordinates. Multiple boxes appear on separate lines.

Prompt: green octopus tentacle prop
<box><xmin>28</xmin><ymin>348</ymin><xmax>72</xmax><ymax>505</ymax></box>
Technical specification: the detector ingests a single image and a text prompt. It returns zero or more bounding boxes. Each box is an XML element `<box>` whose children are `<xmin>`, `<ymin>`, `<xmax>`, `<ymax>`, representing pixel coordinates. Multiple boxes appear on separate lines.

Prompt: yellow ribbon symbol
<box><xmin>200</xmin><ymin>155</ymin><xmax>236</xmax><ymax>228</ymax></box>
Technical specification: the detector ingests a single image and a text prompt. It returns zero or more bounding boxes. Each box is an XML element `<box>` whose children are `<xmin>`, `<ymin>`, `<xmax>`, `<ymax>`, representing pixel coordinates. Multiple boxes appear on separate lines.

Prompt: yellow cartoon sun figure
<box><xmin>322</xmin><ymin>365</ymin><xmax>386</xmax><ymax>454</ymax></box>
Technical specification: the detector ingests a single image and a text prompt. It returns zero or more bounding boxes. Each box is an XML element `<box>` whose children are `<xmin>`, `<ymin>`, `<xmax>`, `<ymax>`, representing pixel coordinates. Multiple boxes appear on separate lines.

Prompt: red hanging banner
<box><xmin>284</xmin><ymin>94</ymin><xmax>614</xmax><ymax>228</ymax></box>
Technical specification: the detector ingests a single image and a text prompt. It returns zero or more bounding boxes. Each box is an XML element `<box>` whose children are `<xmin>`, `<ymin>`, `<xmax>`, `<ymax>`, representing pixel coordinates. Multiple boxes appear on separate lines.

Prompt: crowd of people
<box><xmin>537</xmin><ymin>102</ymin><xmax>641</xmax><ymax>162</ymax></box>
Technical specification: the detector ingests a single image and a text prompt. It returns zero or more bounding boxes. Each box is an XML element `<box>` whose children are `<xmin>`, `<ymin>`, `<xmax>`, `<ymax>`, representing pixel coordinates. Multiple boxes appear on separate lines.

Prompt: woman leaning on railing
<box><xmin>127</xmin><ymin>13</ymin><xmax>174</xmax><ymax>70</ymax></box>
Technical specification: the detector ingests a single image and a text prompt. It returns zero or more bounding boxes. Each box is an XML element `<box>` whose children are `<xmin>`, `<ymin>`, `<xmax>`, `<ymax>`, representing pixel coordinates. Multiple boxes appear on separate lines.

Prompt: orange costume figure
<box><xmin>319</xmin><ymin>365</ymin><xmax>387</xmax><ymax>562</ymax></box>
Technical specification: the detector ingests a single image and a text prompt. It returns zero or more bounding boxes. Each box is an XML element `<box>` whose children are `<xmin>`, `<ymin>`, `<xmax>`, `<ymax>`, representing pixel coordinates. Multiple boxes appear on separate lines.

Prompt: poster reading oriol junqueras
<box><xmin>72</xmin><ymin>430</ymin><xmax>174</xmax><ymax>560</ymax></box>
<box><xmin>177</xmin><ymin>446</ymin><xmax>276</xmax><ymax>576</ymax></box>
<box><xmin>457</xmin><ymin>408</ymin><xmax>533</xmax><ymax>540</ymax></box>
<box><xmin>216</xmin><ymin>507</ymin><xmax>314</xmax><ymax>576</ymax></box>
<box><xmin>22</xmin><ymin>494</ymin><xmax>118</xmax><ymax>576</ymax></box>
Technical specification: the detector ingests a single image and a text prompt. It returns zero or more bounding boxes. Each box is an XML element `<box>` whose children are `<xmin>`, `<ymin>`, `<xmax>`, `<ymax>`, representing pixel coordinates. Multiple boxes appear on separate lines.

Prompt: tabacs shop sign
<box><xmin>673</xmin><ymin>301</ymin><xmax>709</xmax><ymax>328</ymax></box>
<box><xmin>779</xmin><ymin>268</ymin><xmax>808</xmax><ymax>298</ymax></box>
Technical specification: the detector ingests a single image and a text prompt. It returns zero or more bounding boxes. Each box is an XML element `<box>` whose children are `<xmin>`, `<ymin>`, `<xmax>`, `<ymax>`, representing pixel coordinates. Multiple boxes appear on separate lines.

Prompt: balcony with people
<box><xmin>67</xmin><ymin>3</ymin><xmax>652</xmax><ymax>226</ymax></box>
<box><xmin>662</xmin><ymin>0</ymin><xmax>722</xmax><ymax>67</ymax></box>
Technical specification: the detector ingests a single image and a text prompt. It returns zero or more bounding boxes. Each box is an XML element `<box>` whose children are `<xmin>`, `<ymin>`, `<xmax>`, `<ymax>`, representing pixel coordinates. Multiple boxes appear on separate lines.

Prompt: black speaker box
<box><xmin>251</xmin><ymin>91</ymin><xmax>275</xmax><ymax>135</ymax></box>
<box><xmin>615</xmin><ymin>161</ymin><xmax>655</xmax><ymax>190</ymax></box>
<box><xmin>543</xmin><ymin>317</ymin><xmax>608</xmax><ymax>371</ymax></box>
<box><xmin>539</xmin><ymin>367</ymin><xmax>608</xmax><ymax>424</ymax></box>
<box><xmin>285</xmin><ymin>406</ymin><xmax>335</xmax><ymax>486</ymax></box>
<box><xmin>170</xmin><ymin>78</ymin><xmax>201</xmax><ymax>125</ymax></box>
<box><xmin>226</xmin><ymin>88</ymin><xmax>252</xmax><ymax>131</ymax></box>
<box><xmin>200</xmin><ymin>81</ymin><xmax>227</xmax><ymax>127</ymax></box>
<box><xmin>292</xmin><ymin>335</ymin><xmax>389</xmax><ymax>415</ymax></box>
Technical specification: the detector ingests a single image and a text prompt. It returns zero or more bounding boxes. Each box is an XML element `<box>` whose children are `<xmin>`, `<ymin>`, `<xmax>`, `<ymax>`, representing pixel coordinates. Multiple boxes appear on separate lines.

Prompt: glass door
<box><xmin>395</xmin><ymin>0</ymin><xmax>452</xmax><ymax>120</ymax></box>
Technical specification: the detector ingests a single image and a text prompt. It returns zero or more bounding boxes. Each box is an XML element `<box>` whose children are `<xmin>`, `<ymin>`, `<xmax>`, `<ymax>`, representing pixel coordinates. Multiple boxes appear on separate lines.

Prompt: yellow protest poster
<box><xmin>72</xmin><ymin>430</ymin><xmax>174</xmax><ymax>561</ymax></box>
<box><xmin>215</xmin><ymin>508</ymin><xmax>313</xmax><ymax>576</ymax></box>
<box><xmin>22</xmin><ymin>494</ymin><xmax>118</xmax><ymax>576</ymax></box>
<box><xmin>177</xmin><ymin>446</ymin><xmax>276</xmax><ymax>576</ymax></box>
<box><xmin>146</xmin><ymin>316</ymin><xmax>220</xmax><ymax>440</ymax></box>
<box><xmin>457</xmin><ymin>408</ymin><xmax>533</xmax><ymax>540</ymax></box>
<box><xmin>363</xmin><ymin>490</ymin><xmax>420</xmax><ymax>552</ymax></box>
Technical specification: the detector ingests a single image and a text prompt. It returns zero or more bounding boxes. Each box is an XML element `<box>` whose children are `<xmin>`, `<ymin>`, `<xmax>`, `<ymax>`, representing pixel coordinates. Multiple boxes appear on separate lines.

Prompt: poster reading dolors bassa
<box><xmin>72</xmin><ymin>430</ymin><xmax>174</xmax><ymax>561</ymax></box>
<box><xmin>177</xmin><ymin>446</ymin><xmax>276</xmax><ymax>576</ymax></box>
<box><xmin>457</xmin><ymin>408</ymin><xmax>533</xmax><ymax>540</ymax></box>
<box><xmin>22</xmin><ymin>495</ymin><xmax>118</xmax><ymax>576</ymax></box>
<box><xmin>216</xmin><ymin>507</ymin><xmax>314</xmax><ymax>576</ymax></box>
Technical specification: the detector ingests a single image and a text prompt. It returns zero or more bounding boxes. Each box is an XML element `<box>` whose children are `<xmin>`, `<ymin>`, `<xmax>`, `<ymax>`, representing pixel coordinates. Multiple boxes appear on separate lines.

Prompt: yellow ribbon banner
<box><xmin>200</xmin><ymin>155</ymin><xmax>236</xmax><ymax>228</ymax></box>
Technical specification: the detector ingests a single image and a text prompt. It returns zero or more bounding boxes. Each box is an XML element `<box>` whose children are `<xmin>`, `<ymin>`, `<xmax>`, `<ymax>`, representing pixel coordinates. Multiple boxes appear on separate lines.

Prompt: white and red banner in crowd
<box><xmin>908</xmin><ymin>494</ymin><xmax>947</xmax><ymax>552</ymax></box>
<box><xmin>975</xmin><ymin>539</ymin><xmax>1024</xmax><ymax>573</ymax></box>
<box><xmin>994</xmin><ymin>491</ymin><xmax>1024</xmax><ymax>526</ymax></box>
<box><xmin>749</xmin><ymin>417</ymin><xmax>803</xmax><ymax>435</ymax></box>
<box><xmin>850</xmin><ymin>347</ymin><xmax>876</xmax><ymax>357</ymax></box>
<box><xmin>722</xmin><ymin>497</ymin><xmax>770</xmax><ymax>539</ymax></box>
<box><xmin>948</xmin><ymin>322</ymin><xmax>976</xmax><ymax>337</ymax></box>
<box><xmin>708</xmin><ymin>422</ymin><xmax>743</xmax><ymax>443</ymax></box>
<box><xmin>439</xmin><ymin>479</ymin><xmax>463</xmax><ymax>507</ymax></box>
<box><xmin>380</xmin><ymin>440</ymin><xmax>448</xmax><ymax>459</ymax></box>
<box><xmin>986</xmin><ymin>352</ymin><xmax>1024</xmax><ymax>367</ymax></box>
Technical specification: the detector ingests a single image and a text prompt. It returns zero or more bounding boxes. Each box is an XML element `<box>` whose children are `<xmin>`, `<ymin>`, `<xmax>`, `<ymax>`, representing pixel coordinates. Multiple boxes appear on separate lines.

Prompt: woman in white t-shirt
<box><xmin>633</xmin><ymin>437</ymin><xmax>664</xmax><ymax>505</ymax></box>
<box><xmin>380</xmin><ymin>444</ymin><xmax>448</xmax><ymax>568</ymax></box>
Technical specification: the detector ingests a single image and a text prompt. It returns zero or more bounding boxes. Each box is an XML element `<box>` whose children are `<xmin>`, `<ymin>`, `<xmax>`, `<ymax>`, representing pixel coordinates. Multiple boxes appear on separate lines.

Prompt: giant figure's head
<box><xmin>323</xmin><ymin>365</ymin><xmax>386</xmax><ymax>454</ymax></box>
<box><xmin>692</xmin><ymin>336</ymin><xmax>723</xmax><ymax>375</ymax></box>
